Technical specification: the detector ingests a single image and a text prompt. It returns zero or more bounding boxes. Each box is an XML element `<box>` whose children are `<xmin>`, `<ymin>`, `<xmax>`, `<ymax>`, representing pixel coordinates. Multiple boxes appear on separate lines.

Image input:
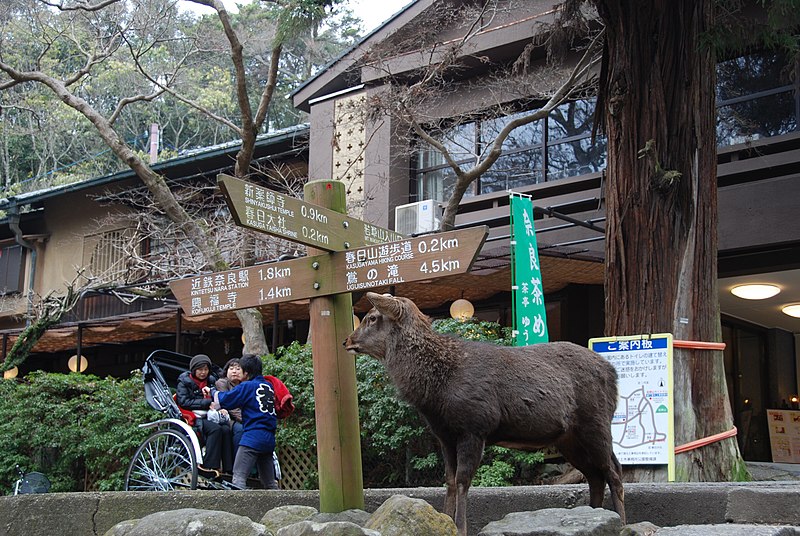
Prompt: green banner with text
<box><xmin>510</xmin><ymin>193</ymin><xmax>548</xmax><ymax>345</ymax></box>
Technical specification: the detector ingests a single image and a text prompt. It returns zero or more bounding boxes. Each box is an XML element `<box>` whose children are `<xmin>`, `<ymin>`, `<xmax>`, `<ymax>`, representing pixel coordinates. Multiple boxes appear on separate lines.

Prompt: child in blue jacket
<box><xmin>210</xmin><ymin>353</ymin><xmax>278</xmax><ymax>489</ymax></box>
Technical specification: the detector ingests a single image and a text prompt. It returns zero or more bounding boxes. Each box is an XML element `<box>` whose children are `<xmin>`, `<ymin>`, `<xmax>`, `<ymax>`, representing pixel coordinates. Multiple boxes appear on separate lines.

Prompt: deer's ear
<box><xmin>367</xmin><ymin>292</ymin><xmax>403</xmax><ymax>321</ymax></box>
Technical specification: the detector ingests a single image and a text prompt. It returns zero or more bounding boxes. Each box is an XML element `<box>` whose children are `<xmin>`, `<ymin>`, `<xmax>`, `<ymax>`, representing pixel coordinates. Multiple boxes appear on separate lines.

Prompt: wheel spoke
<box><xmin>125</xmin><ymin>430</ymin><xmax>197</xmax><ymax>491</ymax></box>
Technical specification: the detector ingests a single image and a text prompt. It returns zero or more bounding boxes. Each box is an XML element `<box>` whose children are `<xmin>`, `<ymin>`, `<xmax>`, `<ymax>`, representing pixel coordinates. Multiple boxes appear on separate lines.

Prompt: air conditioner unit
<box><xmin>394</xmin><ymin>199</ymin><xmax>439</xmax><ymax>236</ymax></box>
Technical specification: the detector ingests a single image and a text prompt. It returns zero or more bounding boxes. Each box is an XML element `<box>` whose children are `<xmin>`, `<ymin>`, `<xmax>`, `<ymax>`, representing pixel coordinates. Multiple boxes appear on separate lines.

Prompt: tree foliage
<box><xmin>0</xmin><ymin>0</ymin><xmax>357</xmax><ymax>355</ymax></box>
<box><xmin>0</xmin><ymin>0</ymin><xmax>360</xmax><ymax>192</ymax></box>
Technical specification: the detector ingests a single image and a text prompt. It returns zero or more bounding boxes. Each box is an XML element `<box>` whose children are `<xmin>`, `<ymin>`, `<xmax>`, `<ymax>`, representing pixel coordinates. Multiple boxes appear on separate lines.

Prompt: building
<box><xmin>1</xmin><ymin>0</ymin><xmax>798</xmax><ymax>463</ymax></box>
<box><xmin>291</xmin><ymin>0</ymin><xmax>800</xmax><ymax>461</ymax></box>
<box><xmin>0</xmin><ymin>125</ymin><xmax>311</xmax><ymax>378</ymax></box>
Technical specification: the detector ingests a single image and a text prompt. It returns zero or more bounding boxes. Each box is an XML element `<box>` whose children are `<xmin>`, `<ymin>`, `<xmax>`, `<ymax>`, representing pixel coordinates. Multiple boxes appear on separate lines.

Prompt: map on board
<box><xmin>589</xmin><ymin>334</ymin><xmax>675</xmax><ymax>480</ymax></box>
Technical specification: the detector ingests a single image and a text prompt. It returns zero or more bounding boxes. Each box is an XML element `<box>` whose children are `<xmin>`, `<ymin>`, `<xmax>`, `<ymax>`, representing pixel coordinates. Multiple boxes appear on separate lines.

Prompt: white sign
<box><xmin>589</xmin><ymin>333</ymin><xmax>675</xmax><ymax>481</ymax></box>
<box><xmin>766</xmin><ymin>409</ymin><xmax>800</xmax><ymax>463</ymax></box>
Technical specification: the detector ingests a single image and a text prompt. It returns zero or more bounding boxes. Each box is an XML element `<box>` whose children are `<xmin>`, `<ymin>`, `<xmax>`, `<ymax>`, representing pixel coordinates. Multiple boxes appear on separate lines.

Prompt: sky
<box><xmin>185</xmin><ymin>0</ymin><xmax>413</xmax><ymax>33</ymax></box>
<box><xmin>346</xmin><ymin>0</ymin><xmax>412</xmax><ymax>32</ymax></box>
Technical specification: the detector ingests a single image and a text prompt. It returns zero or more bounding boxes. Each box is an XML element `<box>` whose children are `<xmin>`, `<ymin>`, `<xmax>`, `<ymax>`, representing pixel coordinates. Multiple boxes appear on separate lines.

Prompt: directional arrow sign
<box><xmin>170</xmin><ymin>226</ymin><xmax>489</xmax><ymax>316</ymax></box>
<box><xmin>169</xmin><ymin>256</ymin><xmax>327</xmax><ymax>316</ymax></box>
<box><xmin>323</xmin><ymin>225</ymin><xmax>489</xmax><ymax>295</ymax></box>
<box><xmin>219</xmin><ymin>174</ymin><xmax>404</xmax><ymax>251</ymax></box>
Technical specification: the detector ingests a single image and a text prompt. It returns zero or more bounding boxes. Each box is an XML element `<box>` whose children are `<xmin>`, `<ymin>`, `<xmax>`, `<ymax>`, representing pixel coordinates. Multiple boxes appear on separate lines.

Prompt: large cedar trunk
<box><xmin>596</xmin><ymin>0</ymin><xmax>746</xmax><ymax>480</ymax></box>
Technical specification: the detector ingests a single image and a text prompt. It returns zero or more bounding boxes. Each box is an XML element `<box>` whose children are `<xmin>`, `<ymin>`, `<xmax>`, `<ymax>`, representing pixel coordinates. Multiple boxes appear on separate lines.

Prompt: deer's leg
<box><xmin>558</xmin><ymin>433</ymin><xmax>626</xmax><ymax>524</ymax></box>
<box><xmin>606</xmin><ymin>452</ymin><xmax>626</xmax><ymax>524</ymax></box>
<box><xmin>586</xmin><ymin>469</ymin><xmax>606</xmax><ymax>507</ymax></box>
<box><xmin>588</xmin><ymin>428</ymin><xmax>626</xmax><ymax>523</ymax></box>
<box><xmin>453</xmin><ymin>435</ymin><xmax>484</xmax><ymax>536</ymax></box>
<box><xmin>438</xmin><ymin>439</ymin><xmax>458</xmax><ymax>520</ymax></box>
<box><xmin>556</xmin><ymin>436</ymin><xmax>606</xmax><ymax>507</ymax></box>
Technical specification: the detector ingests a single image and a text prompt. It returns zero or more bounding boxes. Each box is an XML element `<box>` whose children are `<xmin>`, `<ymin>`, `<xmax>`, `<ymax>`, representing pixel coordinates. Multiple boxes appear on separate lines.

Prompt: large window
<box><xmin>414</xmin><ymin>50</ymin><xmax>799</xmax><ymax>202</ymax></box>
<box><xmin>414</xmin><ymin>99</ymin><xmax>606</xmax><ymax>202</ymax></box>
<box><xmin>716</xmin><ymin>50</ymin><xmax>799</xmax><ymax>146</ymax></box>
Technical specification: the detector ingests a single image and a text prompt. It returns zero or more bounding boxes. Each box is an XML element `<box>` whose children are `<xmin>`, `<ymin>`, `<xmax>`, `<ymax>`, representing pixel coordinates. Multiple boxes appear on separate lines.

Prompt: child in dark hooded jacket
<box><xmin>175</xmin><ymin>353</ymin><xmax>231</xmax><ymax>472</ymax></box>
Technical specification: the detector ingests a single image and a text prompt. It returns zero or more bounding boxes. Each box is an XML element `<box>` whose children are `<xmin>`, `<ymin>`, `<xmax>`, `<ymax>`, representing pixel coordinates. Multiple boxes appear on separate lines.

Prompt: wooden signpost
<box><xmin>169</xmin><ymin>226</ymin><xmax>488</xmax><ymax>315</ymax></box>
<box><xmin>169</xmin><ymin>175</ymin><xmax>488</xmax><ymax>512</ymax></box>
<box><xmin>219</xmin><ymin>173</ymin><xmax>404</xmax><ymax>251</ymax></box>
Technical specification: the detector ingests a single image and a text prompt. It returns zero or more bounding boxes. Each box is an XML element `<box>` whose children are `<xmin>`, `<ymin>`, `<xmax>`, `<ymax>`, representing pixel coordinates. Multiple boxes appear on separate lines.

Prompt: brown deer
<box><xmin>344</xmin><ymin>292</ymin><xmax>625</xmax><ymax>536</ymax></box>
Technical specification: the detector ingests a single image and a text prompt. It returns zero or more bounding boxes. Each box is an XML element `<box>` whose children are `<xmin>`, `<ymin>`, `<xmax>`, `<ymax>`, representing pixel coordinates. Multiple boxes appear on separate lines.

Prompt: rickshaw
<box><xmin>124</xmin><ymin>350</ymin><xmax>278</xmax><ymax>491</ymax></box>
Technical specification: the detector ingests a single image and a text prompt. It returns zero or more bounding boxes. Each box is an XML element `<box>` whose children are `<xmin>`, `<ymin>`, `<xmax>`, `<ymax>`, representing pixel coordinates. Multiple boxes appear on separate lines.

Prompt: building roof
<box><xmin>291</xmin><ymin>0</ymin><xmax>430</xmax><ymax>111</ymax></box>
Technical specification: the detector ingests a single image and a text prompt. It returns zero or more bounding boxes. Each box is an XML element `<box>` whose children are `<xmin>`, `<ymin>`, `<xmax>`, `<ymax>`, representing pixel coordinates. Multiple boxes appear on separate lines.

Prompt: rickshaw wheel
<box><xmin>124</xmin><ymin>429</ymin><xmax>198</xmax><ymax>491</ymax></box>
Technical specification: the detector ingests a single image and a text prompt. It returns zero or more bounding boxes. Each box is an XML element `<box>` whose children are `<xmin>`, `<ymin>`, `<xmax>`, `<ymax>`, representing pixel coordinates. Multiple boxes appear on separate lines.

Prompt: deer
<box><xmin>344</xmin><ymin>292</ymin><xmax>625</xmax><ymax>536</ymax></box>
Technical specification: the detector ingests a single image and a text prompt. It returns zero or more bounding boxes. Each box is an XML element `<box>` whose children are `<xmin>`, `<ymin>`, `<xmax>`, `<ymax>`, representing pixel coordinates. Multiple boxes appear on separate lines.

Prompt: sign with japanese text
<box><xmin>766</xmin><ymin>409</ymin><xmax>800</xmax><ymax>463</ymax></box>
<box><xmin>169</xmin><ymin>256</ymin><xmax>323</xmax><ymax>316</ymax></box>
<box><xmin>169</xmin><ymin>226</ymin><xmax>489</xmax><ymax>316</ymax></box>
<box><xmin>589</xmin><ymin>333</ymin><xmax>675</xmax><ymax>480</ymax></box>
<box><xmin>327</xmin><ymin>226</ymin><xmax>488</xmax><ymax>294</ymax></box>
<box><xmin>510</xmin><ymin>193</ymin><xmax>548</xmax><ymax>345</ymax></box>
<box><xmin>219</xmin><ymin>174</ymin><xmax>403</xmax><ymax>251</ymax></box>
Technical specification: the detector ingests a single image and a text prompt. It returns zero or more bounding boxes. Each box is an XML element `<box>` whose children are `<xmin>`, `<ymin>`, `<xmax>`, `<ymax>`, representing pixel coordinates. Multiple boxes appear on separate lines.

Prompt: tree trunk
<box><xmin>596</xmin><ymin>0</ymin><xmax>746</xmax><ymax>481</ymax></box>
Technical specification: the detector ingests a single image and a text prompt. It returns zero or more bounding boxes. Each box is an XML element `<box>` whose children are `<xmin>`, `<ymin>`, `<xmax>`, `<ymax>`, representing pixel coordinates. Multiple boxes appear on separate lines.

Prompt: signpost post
<box><xmin>168</xmin><ymin>175</ymin><xmax>489</xmax><ymax>511</ymax></box>
<box><xmin>303</xmin><ymin>180</ymin><xmax>363</xmax><ymax>512</ymax></box>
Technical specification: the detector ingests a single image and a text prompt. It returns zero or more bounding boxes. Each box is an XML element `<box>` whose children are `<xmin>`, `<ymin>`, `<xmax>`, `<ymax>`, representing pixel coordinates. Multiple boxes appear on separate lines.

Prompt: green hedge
<box><xmin>0</xmin><ymin>370</ymin><xmax>160</xmax><ymax>494</ymax></box>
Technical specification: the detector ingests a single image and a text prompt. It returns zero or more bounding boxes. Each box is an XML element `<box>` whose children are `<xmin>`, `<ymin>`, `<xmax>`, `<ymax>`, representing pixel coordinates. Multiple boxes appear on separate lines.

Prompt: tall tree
<box><xmin>0</xmin><ymin>0</ymin><xmax>342</xmax><ymax>356</ymax></box>
<box><xmin>567</xmin><ymin>0</ymin><xmax>745</xmax><ymax>481</ymax></box>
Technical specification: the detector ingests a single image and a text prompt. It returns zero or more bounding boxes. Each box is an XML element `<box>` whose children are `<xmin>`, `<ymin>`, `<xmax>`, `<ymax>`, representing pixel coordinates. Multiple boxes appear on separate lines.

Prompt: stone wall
<box><xmin>1</xmin><ymin>482</ymin><xmax>798</xmax><ymax>536</ymax></box>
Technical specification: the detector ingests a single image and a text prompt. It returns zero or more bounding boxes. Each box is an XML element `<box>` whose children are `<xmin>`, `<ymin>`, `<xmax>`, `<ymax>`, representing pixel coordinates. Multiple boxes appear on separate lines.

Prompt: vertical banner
<box><xmin>589</xmin><ymin>333</ymin><xmax>675</xmax><ymax>481</ymax></box>
<box><xmin>510</xmin><ymin>193</ymin><xmax>548</xmax><ymax>346</ymax></box>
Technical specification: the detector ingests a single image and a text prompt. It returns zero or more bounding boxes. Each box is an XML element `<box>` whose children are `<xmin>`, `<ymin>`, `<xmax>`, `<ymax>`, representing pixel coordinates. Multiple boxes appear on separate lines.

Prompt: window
<box><xmin>83</xmin><ymin>229</ymin><xmax>139</xmax><ymax>284</ymax></box>
<box><xmin>414</xmin><ymin>50</ymin><xmax>798</xmax><ymax>202</ymax></box>
<box><xmin>414</xmin><ymin>98</ymin><xmax>605</xmax><ymax>202</ymax></box>
<box><xmin>481</xmin><ymin>112</ymin><xmax>545</xmax><ymax>193</ymax></box>
<box><xmin>547</xmin><ymin>100</ymin><xmax>607</xmax><ymax>180</ymax></box>
<box><xmin>716</xmin><ymin>50</ymin><xmax>799</xmax><ymax>146</ymax></box>
<box><xmin>415</xmin><ymin>122</ymin><xmax>477</xmax><ymax>202</ymax></box>
<box><xmin>0</xmin><ymin>244</ymin><xmax>25</xmax><ymax>295</ymax></box>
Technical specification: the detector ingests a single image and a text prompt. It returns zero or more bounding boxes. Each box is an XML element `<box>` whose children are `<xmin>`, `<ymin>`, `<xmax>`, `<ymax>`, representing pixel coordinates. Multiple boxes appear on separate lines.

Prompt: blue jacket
<box><xmin>217</xmin><ymin>375</ymin><xmax>277</xmax><ymax>453</ymax></box>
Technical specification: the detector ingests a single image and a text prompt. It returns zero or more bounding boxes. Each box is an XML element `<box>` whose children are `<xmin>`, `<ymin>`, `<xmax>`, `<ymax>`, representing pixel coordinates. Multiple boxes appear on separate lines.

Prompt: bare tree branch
<box><xmin>39</xmin><ymin>0</ymin><xmax>123</xmax><ymax>12</ymax></box>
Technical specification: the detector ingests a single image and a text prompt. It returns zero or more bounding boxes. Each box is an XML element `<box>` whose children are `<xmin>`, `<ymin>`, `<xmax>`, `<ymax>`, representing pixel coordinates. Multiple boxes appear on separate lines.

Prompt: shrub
<box><xmin>0</xmin><ymin>371</ymin><xmax>160</xmax><ymax>493</ymax></box>
<box><xmin>431</xmin><ymin>317</ymin><xmax>513</xmax><ymax>345</ymax></box>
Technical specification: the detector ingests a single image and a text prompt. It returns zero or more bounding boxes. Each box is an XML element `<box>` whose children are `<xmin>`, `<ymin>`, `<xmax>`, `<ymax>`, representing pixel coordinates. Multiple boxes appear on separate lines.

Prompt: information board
<box><xmin>766</xmin><ymin>409</ymin><xmax>800</xmax><ymax>463</ymax></box>
<box><xmin>170</xmin><ymin>226</ymin><xmax>489</xmax><ymax>316</ymax></box>
<box><xmin>589</xmin><ymin>333</ymin><xmax>675</xmax><ymax>480</ymax></box>
<box><xmin>510</xmin><ymin>193</ymin><xmax>548</xmax><ymax>345</ymax></box>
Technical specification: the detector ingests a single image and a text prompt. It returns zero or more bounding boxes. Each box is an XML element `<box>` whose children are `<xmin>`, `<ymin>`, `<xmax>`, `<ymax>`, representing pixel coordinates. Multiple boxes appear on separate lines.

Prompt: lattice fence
<box><xmin>277</xmin><ymin>445</ymin><xmax>315</xmax><ymax>490</ymax></box>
